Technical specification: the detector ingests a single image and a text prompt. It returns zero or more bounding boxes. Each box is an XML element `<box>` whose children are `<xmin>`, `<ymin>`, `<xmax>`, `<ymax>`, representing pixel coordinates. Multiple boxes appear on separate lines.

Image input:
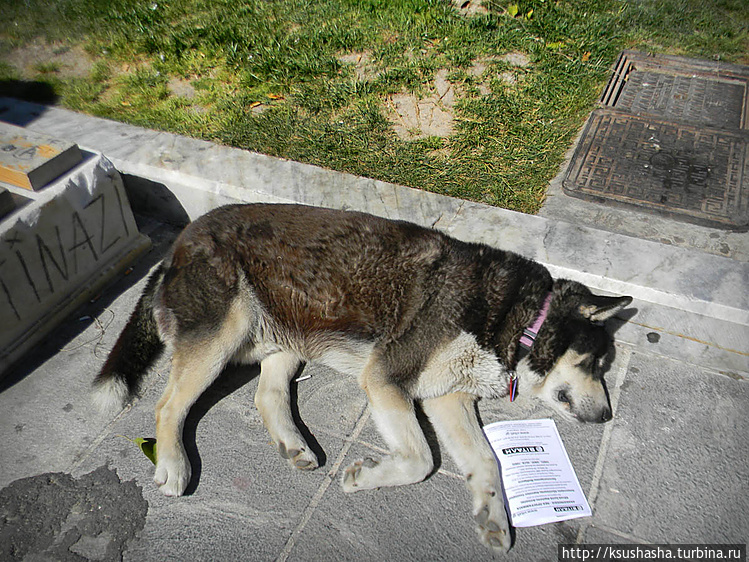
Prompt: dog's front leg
<box><xmin>342</xmin><ymin>360</ymin><xmax>433</xmax><ymax>491</ymax></box>
<box><xmin>421</xmin><ymin>391</ymin><xmax>511</xmax><ymax>552</ymax></box>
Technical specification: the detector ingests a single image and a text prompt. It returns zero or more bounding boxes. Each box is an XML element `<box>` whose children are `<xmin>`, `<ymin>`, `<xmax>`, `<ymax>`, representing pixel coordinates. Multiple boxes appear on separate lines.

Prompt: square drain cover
<box><xmin>564</xmin><ymin>51</ymin><xmax>749</xmax><ymax>230</ymax></box>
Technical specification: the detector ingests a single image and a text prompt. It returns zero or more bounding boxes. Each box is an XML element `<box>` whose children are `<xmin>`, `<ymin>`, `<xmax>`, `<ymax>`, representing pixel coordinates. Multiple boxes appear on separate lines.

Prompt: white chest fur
<box><xmin>410</xmin><ymin>331</ymin><xmax>509</xmax><ymax>400</ymax></box>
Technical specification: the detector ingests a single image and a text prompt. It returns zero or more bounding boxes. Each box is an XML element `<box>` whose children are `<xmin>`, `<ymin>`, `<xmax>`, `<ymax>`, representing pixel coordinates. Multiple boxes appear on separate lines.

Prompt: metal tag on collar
<box><xmin>509</xmin><ymin>373</ymin><xmax>518</xmax><ymax>402</ymax></box>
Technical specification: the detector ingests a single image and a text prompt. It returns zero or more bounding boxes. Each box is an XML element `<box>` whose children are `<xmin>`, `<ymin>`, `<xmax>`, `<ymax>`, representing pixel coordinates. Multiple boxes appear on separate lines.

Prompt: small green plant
<box><xmin>119</xmin><ymin>435</ymin><xmax>157</xmax><ymax>465</ymax></box>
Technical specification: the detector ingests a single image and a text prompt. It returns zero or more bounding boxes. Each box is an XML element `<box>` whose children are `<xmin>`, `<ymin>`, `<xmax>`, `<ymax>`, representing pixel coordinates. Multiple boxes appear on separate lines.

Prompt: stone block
<box><xmin>0</xmin><ymin>152</ymin><xmax>151</xmax><ymax>376</ymax></box>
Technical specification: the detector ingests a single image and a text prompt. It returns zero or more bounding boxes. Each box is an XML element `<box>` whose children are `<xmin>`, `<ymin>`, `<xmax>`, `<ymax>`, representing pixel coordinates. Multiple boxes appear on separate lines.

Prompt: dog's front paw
<box><xmin>154</xmin><ymin>454</ymin><xmax>191</xmax><ymax>497</ymax></box>
<box><xmin>474</xmin><ymin>490</ymin><xmax>511</xmax><ymax>552</ymax></box>
<box><xmin>278</xmin><ymin>442</ymin><xmax>319</xmax><ymax>470</ymax></box>
<box><xmin>341</xmin><ymin>457</ymin><xmax>380</xmax><ymax>493</ymax></box>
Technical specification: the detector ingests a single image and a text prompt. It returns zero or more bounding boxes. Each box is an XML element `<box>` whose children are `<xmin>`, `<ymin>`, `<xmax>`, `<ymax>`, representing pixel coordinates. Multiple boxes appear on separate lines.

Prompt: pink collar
<box><xmin>511</xmin><ymin>292</ymin><xmax>552</xmax><ymax>401</ymax></box>
<box><xmin>519</xmin><ymin>292</ymin><xmax>553</xmax><ymax>352</ymax></box>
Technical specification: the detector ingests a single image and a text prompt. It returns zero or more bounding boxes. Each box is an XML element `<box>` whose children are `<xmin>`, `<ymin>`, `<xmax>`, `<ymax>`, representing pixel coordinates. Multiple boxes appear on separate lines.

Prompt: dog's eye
<box><xmin>575</xmin><ymin>355</ymin><xmax>594</xmax><ymax>371</ymax></box>
<box><xmin>557</xmin><ymin>389</ymin><xmax>571</xmax><ymax>404</ymax></box>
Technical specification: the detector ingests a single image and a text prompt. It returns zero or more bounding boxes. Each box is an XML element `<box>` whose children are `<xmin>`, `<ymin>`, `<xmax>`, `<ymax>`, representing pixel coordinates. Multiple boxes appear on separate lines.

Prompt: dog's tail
<box><xmin>92</xmin><ymin>265</ymin><xmax>166</xmax><ymax>413</ymax></box>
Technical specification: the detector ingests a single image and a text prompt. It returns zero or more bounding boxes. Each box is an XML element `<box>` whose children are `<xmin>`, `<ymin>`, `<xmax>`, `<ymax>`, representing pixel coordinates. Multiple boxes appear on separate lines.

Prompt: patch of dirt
<box><xmin>428</xmin><ymin>147</ymin><xmax>452</xmax><ymax>160</ymax></box>
<box><xmin>451</xmin><ymin>0</ymin><xmax>490</xmax><ymax>16</ymax></box>
<box><xmin>386</xmin><ymin>50</ymin><xmax>535</xmax><ymax>140</ymax></box>
<box><xmin>434</xmin><ymin>68</ymin><xmax>456</xmax><ymax>106</ymax></box>
<box><xmin>497</xmin><ymin>51</ymin><xmax>531</xmax><ymax>68</ymax></box>
<box><xmin>1</xmin><ymin>40</ymin><xmax>93</xmax><ymax>80</ymax></box>
<box><xmin>337</xmin><ymin>51</ymin><xmax>381</xmax><ymax>82</ymax></box>
<box><xmin>387</xmin><ymin>69</ymin><xmax>456</xmax><ymax>140</ymax></box>
<box><xmin>385</xmin><ymin>52</ymin><xmax>532</xmax><ymax>140</ymax></box>
<box><xmin>387</xmin><ymin>93</ymin><xmax>454</xmax><ymax>139</ymax></box>
<box><xmin>468</xmin><ymin>59</ymin><xmax>491</xmax><ymax>77</ymax></box>
<box><xmin>469</xmin><ymin>53</ymin><xmax>531</xmax><ymax>93</ymax></box>
<box><xmin>249</xmin><ymin>103</ymin><xmax>269</xmax><ymax>115</ymax></box>
<box><xmin>166</xmin><ymin>76</ymin><xmax>207</xmax><ymax>114</ymax></box>
<box><xmin>469</xmin><ymin>53</ymin><xmax>531</xmax><ymax>77</ymax></box>
<box><xmin>167</xmin><ymin>76</ymin><xmax>198</xmax><ymax>99</ymax></box>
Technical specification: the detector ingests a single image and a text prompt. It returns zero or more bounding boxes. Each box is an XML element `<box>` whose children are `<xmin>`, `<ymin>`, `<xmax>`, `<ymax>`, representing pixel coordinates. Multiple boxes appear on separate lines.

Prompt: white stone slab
<box><xmin>0</xmin><ymin>152</ymin><xmax>150</xmax><ymax>376</ymax></box>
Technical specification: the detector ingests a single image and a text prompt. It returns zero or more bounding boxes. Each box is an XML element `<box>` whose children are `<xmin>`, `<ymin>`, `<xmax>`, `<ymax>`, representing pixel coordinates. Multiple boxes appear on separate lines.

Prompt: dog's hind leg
<box><xmin>153</xmin><ymin>338</ymin><xmax>229</xmax><ymax>496</ymax></box>
<box><xmin>255</xmin><ymin>351</ymin><xmax>319</xmax><ymax>470</ymax></box>
<box><xmin>421</xmin><ymin>392</ymin><xmax>511</xmax><ymax>552</ymax></box>
<box><xmin>153</xmin><ymin>296</ymin><xmax>251</xmax><ymax>497</ymax></box>
<box><xmin>342</xmin><ymin>358</ymin><xmax>433</xmax><ymax>492</ymax></box>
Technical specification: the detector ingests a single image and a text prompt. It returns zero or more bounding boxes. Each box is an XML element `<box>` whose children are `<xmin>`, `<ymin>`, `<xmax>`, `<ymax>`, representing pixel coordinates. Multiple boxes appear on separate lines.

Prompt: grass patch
<box><xmin>1</xmin><ymin>0</ymin><xmax>747</xmax><ymax>213</ymax></box>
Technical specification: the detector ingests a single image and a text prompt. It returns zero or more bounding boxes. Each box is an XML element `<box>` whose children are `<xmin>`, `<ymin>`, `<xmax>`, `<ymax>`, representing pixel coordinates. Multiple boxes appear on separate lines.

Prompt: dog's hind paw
<box><xmin>278</xmin><ymin>442</ymin><xmax>318</xmax><ymax>470</ymax></box>
<box><xmin>154</xmin><ymin>455</ymin><xmax>191</xmax><ymax>497</ymax></box>
<box><xmin>474</xmin><ymin>492</ymin><xmax>511</xmax><ymax>552</ymax></box>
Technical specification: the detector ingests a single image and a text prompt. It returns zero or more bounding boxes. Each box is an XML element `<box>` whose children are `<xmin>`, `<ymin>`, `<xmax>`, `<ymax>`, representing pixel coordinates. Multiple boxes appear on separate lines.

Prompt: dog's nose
<box><xmin>599</xmin><ymin>407</ymin><xmax>612</xmax><ymax>423</ymax></box>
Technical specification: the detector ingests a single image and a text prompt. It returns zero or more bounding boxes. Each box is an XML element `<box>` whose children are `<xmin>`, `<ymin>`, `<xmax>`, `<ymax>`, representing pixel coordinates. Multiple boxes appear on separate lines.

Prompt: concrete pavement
<box><xmin>0</xmin><ymin>98</ymin><xmax>746</xmax><ymax>561</ymax></box>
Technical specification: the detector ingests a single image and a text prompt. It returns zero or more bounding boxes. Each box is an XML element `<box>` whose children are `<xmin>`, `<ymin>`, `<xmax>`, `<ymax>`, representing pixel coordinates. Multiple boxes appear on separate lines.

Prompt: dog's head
<box><xmin>519</xmin><ymin>281</ymin><xmax>632</xmax><ymax>423</ymax></box>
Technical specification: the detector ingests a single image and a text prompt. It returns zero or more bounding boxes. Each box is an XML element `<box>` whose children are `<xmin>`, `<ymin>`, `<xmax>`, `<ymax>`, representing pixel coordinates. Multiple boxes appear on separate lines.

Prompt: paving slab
<box><xmin>0</xmin><ymin>216</ymin><xmax>174</xmax><ymax>482</ymax></box>
<box><xmin>287</xmin><ymin>445</ymin><xmax>485</xmax><ymax>562</ymax></box>
<box><xmin>583</xmin><ymin>524</ymin><xmax>640</xmax><ymax>545</ymax></box>
<box><xmin>591</xmin><ymin>352</ymin><xmax>748</xmax><ymax>544</ymax></box>
<box><xmin>48</xmin><ymin>273</ymin><xmax>369</xmax><ymax>562</ymax></box>
<box><xmin>74</xmin><ymin>374</ymin><xmax>334</xmax><ymax>562</ymax></box>
<box><xmin>293</xmin><ymin>365</ymin><xmax>369</xmax><ymax>445</ymax></box>
<box><xmin>0</xmin><ymin>241</ymin><xmax>166</xmax><ymax>488</ymax></box>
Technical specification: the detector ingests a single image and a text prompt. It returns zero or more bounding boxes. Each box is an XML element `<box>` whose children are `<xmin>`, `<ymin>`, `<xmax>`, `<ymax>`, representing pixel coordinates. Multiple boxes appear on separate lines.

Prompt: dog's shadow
<box><xmin>181</xmin><ymin>363</ymin><xmax>326</xmax><ymax>496</ymax></box>
<box><xmin>601</xmin><ymin>307</ymin><xmax>638</xmax><ymax>404</ymax></box>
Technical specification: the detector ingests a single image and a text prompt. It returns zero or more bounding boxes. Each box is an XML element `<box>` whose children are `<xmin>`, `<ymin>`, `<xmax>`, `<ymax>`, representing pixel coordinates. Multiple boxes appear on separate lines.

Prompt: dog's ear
<box><xmin>577</xmin><ymin>295</ymin><xmax>633</xmax><ymax>323</ymax></box>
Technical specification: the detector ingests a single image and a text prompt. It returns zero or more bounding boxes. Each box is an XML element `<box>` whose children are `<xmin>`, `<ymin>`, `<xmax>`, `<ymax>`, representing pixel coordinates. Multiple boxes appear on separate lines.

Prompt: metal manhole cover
<box><xmin>564</xmin><ymin>110</ymin><xmax>748</xmax><ymax>229</ymax></box>
<box><xmin>613</xmin><ymin>71</ymin><xmax>745</xmax><ymax>130</ymax></box>
<box><xmin>564</xmin><ymin>51</ymin><xmax>749</xmax><ymax>230</ymax></box>
<box><xmin>600</xmin><ymin>50</ymin><xmax>749</xmax><ymax>128</ymax></box>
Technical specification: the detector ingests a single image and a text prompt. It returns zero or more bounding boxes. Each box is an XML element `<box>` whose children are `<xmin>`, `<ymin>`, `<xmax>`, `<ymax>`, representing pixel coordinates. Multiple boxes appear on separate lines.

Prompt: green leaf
<box><xmin>135</xmin><ymin>437</ymin><xmax>158</xmax><ymax>465</ymax></box>
<box><xmin>507</xmin><ymin>4</ymin><xmax>519</xmax><ymax>17</ymax></box>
